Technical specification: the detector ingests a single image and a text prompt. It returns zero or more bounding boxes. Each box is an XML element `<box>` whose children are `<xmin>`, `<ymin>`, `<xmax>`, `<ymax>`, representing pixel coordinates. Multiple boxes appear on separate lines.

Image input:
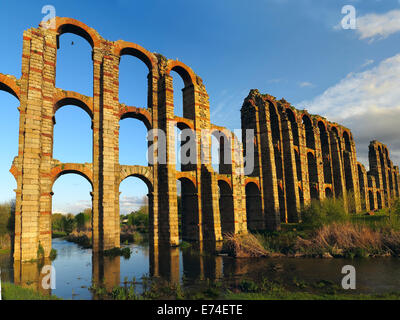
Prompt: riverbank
<box><xmin>89</xmin><ymin>275</ymin><xmax>400</xmax><ymax>300</ymax></box>
<box><xmin>224</xmin><ymin>197</ymin><xmax>400</xmax><ymax>259</ymax></box>
<box><xmin>1</xmin><ymin>283</ymin><xmax>60</xmax><ymax>300</ymax></box>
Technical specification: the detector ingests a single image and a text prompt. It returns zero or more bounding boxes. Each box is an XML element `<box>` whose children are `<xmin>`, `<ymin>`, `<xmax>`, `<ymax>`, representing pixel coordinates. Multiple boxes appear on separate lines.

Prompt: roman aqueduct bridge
<box><xmin>0</xmin><ymin>18</ymin><xmax>399</xmax><ymax>261</ymax></box>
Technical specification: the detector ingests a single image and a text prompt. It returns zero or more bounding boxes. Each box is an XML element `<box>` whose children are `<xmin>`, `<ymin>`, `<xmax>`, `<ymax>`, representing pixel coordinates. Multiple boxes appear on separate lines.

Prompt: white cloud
<box><xmin>298</xmin><ymin>53</ymin><xmax>400</xmax><ymax>167</ymax></box>
<box><xmin>53</xmin><ymin>195</ymin><xmax>146</xmax><ymax>215</ymax></box>
<box><xmin>299</xmin><ymin>81</ymin><xmax>314</xmax><ymax>88</ymax></box>
<box><xmin>356</xmin><ymin>9</ymin><xmax>400</xmax><ymax>42</ymax></box>
<box><xmin>361</xmin><ymin>59</ymin><xmax>374</xmax><ymax>68</ymax></box>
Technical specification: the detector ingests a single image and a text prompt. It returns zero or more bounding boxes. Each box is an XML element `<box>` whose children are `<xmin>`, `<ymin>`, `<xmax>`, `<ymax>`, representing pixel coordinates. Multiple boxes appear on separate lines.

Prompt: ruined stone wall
<box><xmin>1</xmin><ymin>18</ymin><xmax>399</xmax><ymax>261</ymax></box>
<box><xmin>241</xmin><ymin>90</ymin><xmax>400</xmax><ymax>228</ymax></box>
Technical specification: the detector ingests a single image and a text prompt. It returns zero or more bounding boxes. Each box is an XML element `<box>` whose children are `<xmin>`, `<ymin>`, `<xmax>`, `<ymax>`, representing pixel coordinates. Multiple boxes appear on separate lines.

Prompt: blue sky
<box><xmin>1</xmin><ymin>0</ymin><xmax>400</xmax><ymax>213</ymax></box>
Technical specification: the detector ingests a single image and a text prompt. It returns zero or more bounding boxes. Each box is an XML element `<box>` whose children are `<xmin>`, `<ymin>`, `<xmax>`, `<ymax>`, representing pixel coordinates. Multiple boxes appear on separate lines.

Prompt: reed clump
<box><xmin>224</xmin><ymin>233</ymin><xmax>272</xmax><ymax>258</ymax></box>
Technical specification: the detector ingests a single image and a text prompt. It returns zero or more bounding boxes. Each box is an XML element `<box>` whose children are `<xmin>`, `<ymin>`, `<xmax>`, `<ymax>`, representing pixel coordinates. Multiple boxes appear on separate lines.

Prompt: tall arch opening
<box><xmin>325</xmin><ymin>187</ymin><xmax>333</xmax><ymax>198</ymax></box>
<box><xmin>343</xmin><ymin>131</ymin><xmax>354</xmax><ymax>193</ymax></box>
<box><xmin>119</xmin><ymin>118</ymin><xmax>148</xmax><ymax>166</ymax></box>
<box><xmin>245</xmin><ymin>182</ymin><xmax>263</xmax><ymax>231</ymax></box>
<box><xmin>369</xmin><ymin>190</ymin><xmax>374</xmax><ymax>211</ymax></box>
<box><xmin>286</xmin><ymin>108</ymin><xmax>299</xmax><ymax>146</ymax></box>
<box><xmin>318</xmin><ymin>121</ymin><xmax>332</xmax><ymax>184</ymax></box>
<box><xmin>119</xmin><ymin>54</ymin><xmax>149</xmax><ymax>108</ymax></box>
<box><xmin>218</xmin><ymin>180</ymin><xmax>234</xmax><ymax>235</ymax></box>
<box><xmin>170</xmin><ymin>66</ymin><xmax>194</xmax><ymax>120</ymax></box>
<box><xmin>330</xmin><ymin>127</ymin><xmax>342</xmax><ymax>197</ymax></box>
<box><xmin>177</xmin><ymin>178</ymin><xmax>199</xmax><ymax>241</ymax></box>
<box><xmin>302</xmin><ymin>115</ymin><xmax>315</xmax><ymax>149</ymax></box>
<box><xmin>119</xmin><ymin>176</ymin><xmax>151</xmax><ymax>243</ymax></box>
<box><xmin>52</xmin><ymin>172</ymin><xmax>93</xmax><ymax>238</ymax></box>
<box><xmin>0</xmin><ymin>90</ymin><xmax>19</xmax><ymax>203</ymax></box>
<box><xmin>53</xmin><ymin>105</ymin><xmax>92</xmax><ymax>163</ymax></box>
<box><xmin>307</xmin><ymin>152</ymin><xmax>318</xmax><ymax>200</ymax></box>
<box><xmin>270</xmin><ymin>103</ymin><xmax>285</xmax><ymax>221</ymax></box>
<box><xmin>377</xmin><ymin>191</ymin><xmax>382</xmax><ymax>209</ymax></box>
<box><xmin>358</xmin><ymin>164</ymin><xmax>366</xmax><ymax>210</ymax></box>
<box><xmin>56</xmin><ymin>33</ymin><xmax>93</xmax><ymax>96</ymax></box>
<box><xmin>175</xmin><ymin>123</ymin><xmax>196</xmax><ymax>172</ymax></box>
<box><xmin>211</xmin><ymin>131</ymin><xmax>232</xmax><ymax>174</ymax></box>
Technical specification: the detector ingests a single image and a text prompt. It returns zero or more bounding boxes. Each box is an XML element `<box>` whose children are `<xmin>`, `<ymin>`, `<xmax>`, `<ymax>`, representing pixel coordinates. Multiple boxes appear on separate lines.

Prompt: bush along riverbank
<box><xmin>52</xmin><ymin>207</ymin><xmax>149</xmax><ymax>248</ymax></box>
<box><xmin>89</xmin><ymin>274</ymin><xmax>400</xmax><ymax>300</ymax></box>
<box><xmin>224</xmin><ymin>196</ymin><xmax>400</xmax><ymax>259</ymax></box>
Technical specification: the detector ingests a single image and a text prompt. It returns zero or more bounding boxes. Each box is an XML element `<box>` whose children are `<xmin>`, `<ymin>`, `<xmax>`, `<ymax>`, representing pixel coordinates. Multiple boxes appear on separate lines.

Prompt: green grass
<box><xmin>1</xmin><ymin>283</ymin><xmax>60</xmax><ymax>300</ymax></box>
<box><xmin>225</xmin><ymin>291</ymin><xmax>400</xmax><ymax>300</ymax></box>
<box><xmin>52</xmin><ymin>231</ymin><xmax>68</xmax><ymax>238</ymax></box>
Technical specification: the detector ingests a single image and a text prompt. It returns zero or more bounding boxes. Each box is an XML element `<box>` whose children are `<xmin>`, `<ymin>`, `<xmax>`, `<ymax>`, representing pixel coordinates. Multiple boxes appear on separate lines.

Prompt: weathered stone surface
<box><xmin>0</xmin><ymin>18</ymin><xmax>398</xmax><ymax>261</ymax></box>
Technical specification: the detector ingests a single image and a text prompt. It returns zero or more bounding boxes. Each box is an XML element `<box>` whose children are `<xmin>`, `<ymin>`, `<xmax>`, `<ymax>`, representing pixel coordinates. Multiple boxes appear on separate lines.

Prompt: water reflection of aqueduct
<box><xmin>1</xmin><ymin>18</ymin><xmax>399</xmax><ymax>262</ymax></box>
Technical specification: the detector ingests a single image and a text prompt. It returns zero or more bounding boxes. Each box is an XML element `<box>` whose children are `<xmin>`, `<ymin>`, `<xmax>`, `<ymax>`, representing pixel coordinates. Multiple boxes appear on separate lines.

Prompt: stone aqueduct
<box><xmin>0</xmin><ymin>18</ymin><xmax>399</xmax><ymax>262</ymax></box>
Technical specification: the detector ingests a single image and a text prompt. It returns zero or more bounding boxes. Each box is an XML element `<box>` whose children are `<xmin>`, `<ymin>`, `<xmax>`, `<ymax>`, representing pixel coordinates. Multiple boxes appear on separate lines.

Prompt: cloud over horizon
<box><xmin>298</xmin><ymin>53</ymin><xmax>400</xmax><ymax>168</ymax></box>
<box><xmin>356</xmin><ymin>9</ymin><xmax>400</xmax><ymax>42</ymax></box>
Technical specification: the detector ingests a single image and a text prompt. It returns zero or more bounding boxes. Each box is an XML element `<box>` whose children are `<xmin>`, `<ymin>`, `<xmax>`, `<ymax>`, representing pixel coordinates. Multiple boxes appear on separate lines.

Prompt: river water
<box><xmin>1</xmin><ymin>238</ymin><xmax>400</xmax><ymax>299</ymax></box>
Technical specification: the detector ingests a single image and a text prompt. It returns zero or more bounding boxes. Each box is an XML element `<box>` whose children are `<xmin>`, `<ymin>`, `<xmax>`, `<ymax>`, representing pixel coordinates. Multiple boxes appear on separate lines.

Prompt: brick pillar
<box><xmin>241</xmin><ymin>95</ymin><xmax>266</xmax><ymax>229</ymax></box>
<box><xmin>14</xmin><ymin>28</ymin><xmax>48</xmax><ymax>261</ymax></box>
<box><xmin>230</xmin><ymin>134</ymin><xmax>247</xmax><ymax>233</ymax></box>
<box><xmin>157</xmin><ymin>73</ymin><xmax>179</xmax><ymax>245</ymax></box>
<box><xmin>281</xmin><ymin>114</ymin><xmax>300</xmax><ymax>222</ymax></box>
<box><xmin>92</xmin><ymin>47</ymin><xmax>120</xmax><ymax>251</ymax></box>
<box><xmin>358</xmin><ymin>163</ymin><xmax>369</xmax><ymax>211</ymax></box>
<box><xmin>256</xmin><ymin>98</ymin><xmax>280</xmax><ymax>230</ymax></box>
<box><xmin>39</xmin><ymin>28</ymin><xmax>58</xmax><ymax>257</ymax></box>
<box><xmin>148</xmin><ymin>70</ymin><xmax>160</xmax><ymax>248</ymax></box>
<box><xmin>314</xmin><ymin>126</ymin><xmax>326</xmax><ymax>200</ymax></box>
<box><xmin>298</xmin><ymin>123</ymin><xmax>311</xmax><ymax>206</ymax></box>
<box><xmin>193</xmin><ymin>79</ymin><xmax>223</xmax><ymax>241</ymax></box>
<box><xmin>347</xmin><ymin>137</ymin><xmax>362</xmax><ymax>212</ymax></box>
<box><xmin>102</xmin><ymin>50</ymin><xmax>120</xmax><ymax>250</ymax></box>
<box><xmin>329</xmin><ymin>129</ymin><xmax>347</xmax><ymax>208</ymax></box>
<box><xmin>368</xmin><ymin>143</ymin><xmax>384</xmax><ymax>208</ymax></box>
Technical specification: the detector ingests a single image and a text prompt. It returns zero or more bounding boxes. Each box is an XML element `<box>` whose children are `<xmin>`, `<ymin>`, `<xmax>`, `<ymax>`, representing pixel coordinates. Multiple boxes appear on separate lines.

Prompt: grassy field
<box><xmin>1</xmin><ymin>283</ymin><xmax>60</xmax><ymax>300</ymax></box>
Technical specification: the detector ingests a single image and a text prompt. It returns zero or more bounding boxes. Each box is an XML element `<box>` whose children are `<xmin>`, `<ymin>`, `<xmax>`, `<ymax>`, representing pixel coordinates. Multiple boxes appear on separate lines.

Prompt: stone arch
<box><xmin>177</xmin><ymin>177</ymin><xmax>199</xmax><ymax>241</ymax></box>
<box><xmin>218</xmin><ymin>180</ymin><xmax>234</xmax><ymax>235</ymax></box>
<box><xmin>52</xmin><ymin>17</ymin><xmax>102</xmax><ymax>48</ymax></box>
<box><xmin>114</xmin><ymin>41</ymin><xmax>157</xmax><ymax>71</ymax></box>
<box><xmin>245</xmin><ymin>182</ymin><xmax>263</xmax><ymax>231</ymax></box>
<box><xmin>343</xmin><ymin>131</ymin><xmax>354</xmax><ymax>193</ymax></box>
<box><xmin>0</xmin><ymin>74</ymin><xmax>20</xmax><ymax>99</ymax></box>
<box><xmin>211</xmin><ymin>129</ymin><xmax>232</xmax><ymax>174</ymax></box>
<box><xmin>307</xmin><ymin>152</ymin><xmax>318</xmax><ymax>200</ymax></box>
<box><xmin>53</xmin><ymin>103</ymin><xmax>93</xmax><ymax>162</ymax></box>
<box><xmin>119</xmin><ymin>106</ymin><xmax>152</xmax><ymax>130</ymax></box>
<box><xmin>377</xmin><ymin>191</ymin><xmax>382</xmax><ymax>209</ymax></box>
<box><xmin>369</xmin><ymin>190</ymin><xmax>374</xmax><ymax>210</ymax></box>
<box><xmin>325</xmin><ymin>187</ymin><xmax>333</xmax><ymax>198</ymax></box>
<box><xmin>302</xmin><ymin>114</ymin><xmax>315</xmax><ymax>149</ymax></box>
<box><xmin>358</xmin><ymin>163</ymin><xmax>366</xmax><ymax>209</ymax></box>
<box><xmin>54</xmin><ymin>93</ymin><xmax>94</xmax><ymax>119</ymax></box>
<box><xmin>285</xmin><ymin>107</ymin><xmax>299</xmax><ymax>146</ymax></box>
<box><xmin>119</xmin><ymin>165</ymin><xmax>154</xmax><ymax>192</ymax></box>
<box><xmin>167</xmin><ymin>61</ymin><xmax>197</xmax><ymax>120</ymax></box>
<box><xmin>175</xmin><ymin>121</ymin><xmax>196</xmax><ymax>172</ymax></box>
<box><xmin>51</xmin><ymin>164</ymin><xmax>94</xmax><ymax>190</ymax></box>
<box><xmin>318</xmin><ymin>120</ymin><xmax>332</xmax><ymax>184</ymax></box>
<box><xmin>116</xmin><ymin>43</ymin><xmax>157</xmax><ymax>110</ymax></box>
<box><xmin>343</xmin><ymin>131</ymin><xmax>352</xmax><ymax>152</ymax></box>
<box><xmin>119</xmin><ymin>113</ymin><xmax>151</xmax><ymax>166</ymax></box>
<box><xmin>166</xmin><ymin>61</ymin><xmax>196</xmax><ymax>87</ymax></box>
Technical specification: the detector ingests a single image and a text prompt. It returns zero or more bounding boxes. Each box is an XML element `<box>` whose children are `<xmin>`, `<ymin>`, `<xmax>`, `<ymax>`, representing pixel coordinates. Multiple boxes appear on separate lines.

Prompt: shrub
<box><xmin>301</xmin><ymin>197</ymin><xmax>349</xmax><ymax>228</ymax></box>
